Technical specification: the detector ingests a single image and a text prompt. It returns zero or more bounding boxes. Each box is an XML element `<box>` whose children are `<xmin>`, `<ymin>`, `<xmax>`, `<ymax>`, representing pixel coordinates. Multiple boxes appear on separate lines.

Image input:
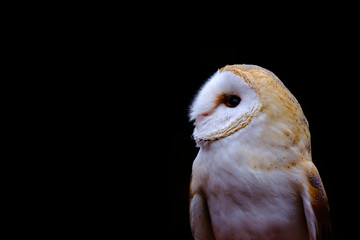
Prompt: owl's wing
<box><xmin>189</xmin><ymin>193</ymin><xmax>215</xmax><ymax>240</ymax></box>
<box><xmin>301</xmin><ymin>161</ymin><xmax>331</xmax><ymax>240</ymax></box>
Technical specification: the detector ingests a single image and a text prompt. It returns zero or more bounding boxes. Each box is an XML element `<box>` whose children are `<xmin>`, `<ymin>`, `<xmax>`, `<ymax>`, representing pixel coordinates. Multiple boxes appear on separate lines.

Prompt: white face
<box><xmin>189</xmin><ymin>71</ymin><xmax>261</xmax><ymax>142</ymax></box>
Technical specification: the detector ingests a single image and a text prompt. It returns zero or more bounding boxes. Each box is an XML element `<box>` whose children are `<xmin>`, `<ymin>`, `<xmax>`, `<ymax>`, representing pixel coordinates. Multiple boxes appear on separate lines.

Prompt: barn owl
<box><xmin>189</xmin><ymin>65</ymin><xmax>330</xmax><ymax>240</ymax></box>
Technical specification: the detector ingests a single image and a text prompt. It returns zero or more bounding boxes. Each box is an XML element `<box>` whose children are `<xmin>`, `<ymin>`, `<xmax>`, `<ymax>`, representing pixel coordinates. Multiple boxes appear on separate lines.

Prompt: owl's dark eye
<box><xmin>226</xmin><ymin>95</ymin><xmax>241</xmax><ymax>108</ymax></box>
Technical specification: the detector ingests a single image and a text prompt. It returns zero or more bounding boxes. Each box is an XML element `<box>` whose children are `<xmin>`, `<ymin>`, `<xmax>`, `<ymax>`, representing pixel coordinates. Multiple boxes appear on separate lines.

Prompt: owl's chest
<box><xmin>194</xmin><ymin>151</ymin><xmax>307</xmax><ymax>240</ymax></box>
<box><xmin>203</xmin><ymin>157</ymin><xmax>299</xmax><ymax>208</ymax></box>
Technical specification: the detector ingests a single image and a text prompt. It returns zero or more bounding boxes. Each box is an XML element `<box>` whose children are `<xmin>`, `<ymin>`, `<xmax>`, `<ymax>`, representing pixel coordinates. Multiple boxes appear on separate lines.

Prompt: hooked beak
<box><xmin>195</xmin><ymin>112</ymin><xmax>211</xmax><ymax>128</ymax></box>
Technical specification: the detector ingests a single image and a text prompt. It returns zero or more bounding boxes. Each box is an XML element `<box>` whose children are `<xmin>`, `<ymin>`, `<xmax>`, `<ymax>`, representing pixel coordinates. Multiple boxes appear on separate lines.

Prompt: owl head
<box><xmin>189</xmin><ymin>65</ymin><xmax>310</xmax><ymax>154</ymax></box>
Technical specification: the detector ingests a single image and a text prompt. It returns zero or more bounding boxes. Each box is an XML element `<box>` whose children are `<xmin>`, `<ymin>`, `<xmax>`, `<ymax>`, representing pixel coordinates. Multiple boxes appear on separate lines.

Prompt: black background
<box><xmin>11</xmin><ymin>6</ymin><xmax>360</xmax><ymax>239</ymax></box>
<box><xmin>161</xmin><ymin>46</ymin><xmax>358</xmax><ymax>240</ymax></box>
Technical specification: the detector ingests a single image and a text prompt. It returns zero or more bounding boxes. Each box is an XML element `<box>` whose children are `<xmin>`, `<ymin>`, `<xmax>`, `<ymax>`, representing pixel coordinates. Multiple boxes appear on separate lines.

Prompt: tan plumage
<box><xmin>189</xmin><ymin>65</ymin><xmax>330</xmax><ymax>240</ymax></box>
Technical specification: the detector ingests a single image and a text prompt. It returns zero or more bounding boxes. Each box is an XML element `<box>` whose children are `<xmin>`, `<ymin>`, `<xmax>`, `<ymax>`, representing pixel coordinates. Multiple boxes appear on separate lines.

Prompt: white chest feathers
<box><xmin>191</xmin><ymin>140</ymin><xmax>309</xmax><ymax>240</ymax></box>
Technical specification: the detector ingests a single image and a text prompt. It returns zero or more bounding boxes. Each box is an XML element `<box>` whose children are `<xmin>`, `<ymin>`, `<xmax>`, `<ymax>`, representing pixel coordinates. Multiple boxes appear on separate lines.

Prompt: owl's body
<box><xmin>189</xmin><ymin>65</ymin><xmax>330</xmax><ymax>240</ymax></box>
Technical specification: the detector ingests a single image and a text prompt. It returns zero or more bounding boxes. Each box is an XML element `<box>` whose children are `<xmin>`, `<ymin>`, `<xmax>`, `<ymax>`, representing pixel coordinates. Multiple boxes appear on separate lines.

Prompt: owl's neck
<box><xmin>200</xmin><ymin>114</ymin><xmax>311</xmax><ymax>171</ymax></box>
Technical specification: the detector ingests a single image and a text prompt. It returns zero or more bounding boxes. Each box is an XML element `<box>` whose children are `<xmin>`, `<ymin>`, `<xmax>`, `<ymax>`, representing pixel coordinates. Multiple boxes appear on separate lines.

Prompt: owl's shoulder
<box><xmin>299</xmin><ymin>160</ymin><xmax>331</xmax><ymax>240</ymax></box>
